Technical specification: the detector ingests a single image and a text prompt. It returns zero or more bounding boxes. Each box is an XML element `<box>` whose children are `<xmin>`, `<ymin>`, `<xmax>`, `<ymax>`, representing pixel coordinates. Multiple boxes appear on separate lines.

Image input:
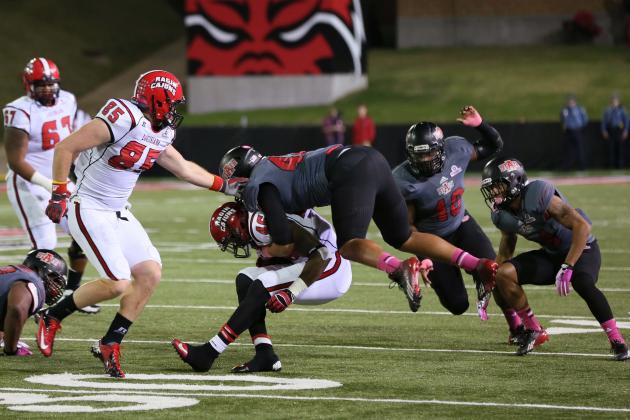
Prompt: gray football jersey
<box><xmin>0</xmin><ymin>265</ymin><xmax>45</xmax><ymax>320</ymax></box>
<box><xmin>242</xmin><ymin>146</ymin><xmax>338</xmax><ymax>213</ymax></box>
<box><xmin>392</xmin><ymin>136</ymin><xmax>474</xmax><ymax>237</ymax></box>
<box><xmin>491</xmin><ymin>179</ymin><xmax>595</xmax><ymax>254</ymax></box>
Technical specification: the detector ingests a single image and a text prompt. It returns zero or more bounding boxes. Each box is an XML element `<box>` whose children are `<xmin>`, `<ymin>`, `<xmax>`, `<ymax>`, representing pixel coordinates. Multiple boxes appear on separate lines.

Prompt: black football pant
<box><xmin>416</xmin><ymin>213</ymin><xmax>496</xmax><ymax>315</ymax></box>
<box><xmin>327</xmin><ymin>146</ymin><xmax>411</xmax><ymax>249</ymax></box>
<box><xmin>510</xmin><ymin>240</ymin><xmax>613</xmax><ymax>323</ymax></box>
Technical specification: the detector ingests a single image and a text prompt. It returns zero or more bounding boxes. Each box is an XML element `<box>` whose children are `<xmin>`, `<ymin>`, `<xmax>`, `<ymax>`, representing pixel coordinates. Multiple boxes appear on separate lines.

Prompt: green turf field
<box><xmin>0</xmin><ymin>177</ymin><xmax>629</xmax><ymax>418</ymax></box>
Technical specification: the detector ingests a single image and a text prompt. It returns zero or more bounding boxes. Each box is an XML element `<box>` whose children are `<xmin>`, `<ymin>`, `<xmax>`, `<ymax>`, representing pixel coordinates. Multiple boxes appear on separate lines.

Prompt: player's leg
<box><xmin>231</xmin><ymin>268</ymin><xmax>278</xmax><ymax>373</ymax></box>
<box><xmin>499</xmin><ymin>250</ymin><xmax>556</xmax><ymax>355</ymax></box>
<box><xmin>451</xmin><ymin>214</ymin><xmax>514</xmax><ymax>322</ymax></box>
<box><xmin>174</xmin><ymin>264</ymin><xmax>304</xmax><ymax>372</ymax></box>
<box><xmin>60</xmin><ymin>238</ymin><xmax>100</xmax><ymax>314</ymax></box>
<box><xmin>37</xmin><ymin>203</ymin><xmax>131</xmax><ymax>358</ymax></box>
<box><xmin>426</xmin><ymin>263</ymin><xmax>469</xmax><ymax>315</ymax></box>
<box><xmin>6</xmin><ymin>173</ymin><xmax>55</xmax><ymax>249</ymax></box>
<box><xmin>294</xmin><ymin>254</ymin><xmax>351</xmax><ymax>304</ymax></box>
<box><xmin>569</xmin><ymin>241</ymin><xmax>628</xmax><ymax>360</ymax></box>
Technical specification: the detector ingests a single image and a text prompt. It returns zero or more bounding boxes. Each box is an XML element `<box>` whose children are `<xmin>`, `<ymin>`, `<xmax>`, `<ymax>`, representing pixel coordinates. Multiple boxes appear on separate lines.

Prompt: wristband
<box><xmin>288</xmin><ymin>278</ymin><xmax>308</xmax><ymax>296</ymax></box>
<box><xmin>30</xmin><ymin>171</ymin><xmax>53</xmax><ymax>192</ymax></box>
<box><xmin>209</xmin><ymin>176</ymin><xmax>224</xmax><ymax>192</ymax></box>
<box><xmin>51</xmin><ymin>180</ymin><xmax>69</xmax><ymax>195</ymax></box>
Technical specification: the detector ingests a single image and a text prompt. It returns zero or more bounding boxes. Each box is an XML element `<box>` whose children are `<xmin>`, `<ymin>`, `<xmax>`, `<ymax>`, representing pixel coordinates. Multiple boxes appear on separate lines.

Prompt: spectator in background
<box><xmin>601</xmin><ymin>94</ymin><xmax>629</xmax><ymax>169</ymax></box>
<box><xmin>322</xmin><ymin>107</ymin><xmax>345</xmax><ymax>146</ymax></box>
<box><xmin>351</xmin><ymin>104</ymin><xmax>376</xmax><ymax>147</ymax></box>
<box><xmin>560</xmin><ymin>94</ymin><xmax>588</xmax><ymax>170</ymax></box>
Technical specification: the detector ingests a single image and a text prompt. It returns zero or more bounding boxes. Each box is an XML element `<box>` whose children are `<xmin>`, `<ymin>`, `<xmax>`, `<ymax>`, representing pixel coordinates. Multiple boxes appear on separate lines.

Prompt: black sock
<box><xmin>66</xmin><ymin>269</ymin><xmax>83</xmax><ymax>291</ymax></box>
<box><xmin>102</xmin><ymin>313</ymin><xmax>133</xmax><ymax>345</ymax></box>
<box><xmin>48</xmin><ymin>294</ymin><xmax>78</xmax><ymax>321</ymax></box>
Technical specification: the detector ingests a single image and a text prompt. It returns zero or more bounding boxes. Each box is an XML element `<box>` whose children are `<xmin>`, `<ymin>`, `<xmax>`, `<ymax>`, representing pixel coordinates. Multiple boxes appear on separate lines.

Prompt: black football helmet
<box><xmin>219</xmin><ymin>145</ymin><xmax>263</xmax><ymax>179</ymax></box>
<box><xmin>23</xmin><ymin>249</ymin><xmax>67</xmax><ymax>305</ymax></box>
<box><xmin>405</xmin><ymin>122</ymin><xmax>445</xmax><ymax>177</ymax></box>
<box><xmin>209</xmin><ymin>202</ymin><xmax>251</xmax><ymax>258</ymax></box>
<box><xmin>480</xmin><ymin>157</ymin><xmax>528</xmax><ymax>209</ymax></box>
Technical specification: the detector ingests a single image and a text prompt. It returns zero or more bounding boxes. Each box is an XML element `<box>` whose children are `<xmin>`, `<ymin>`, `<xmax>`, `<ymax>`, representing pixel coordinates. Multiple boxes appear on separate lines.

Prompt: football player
<box><xmin>392</xmin><ymin>106</ymin><xmax>511</xmax><ymax>323</ymax></box>
<box><xmin>481</xmin><ymin>157</ymin><xmax>629</xmax><ymax>360</ymax></box>
<box><xmin>218</xmin><ymin>144</ymin><xmax>498</xmax><ymax>314</ymax></box>
<box><xmin>0</xmin><ymin>249</ymin><xmax>66</xmax><ymax>356</ymax></box>
<box><xmin>36</xmin><ymin>70</ymin><xmax>244</xmax><ymax>378</ymax></box>
<box><xmin>172</xmin><ymin>201</ymin><xmax>358</xmax><ymax>372</ymax></box>
<box><xmin>2</xmin><ymin>58</ymin><xmax>97</xmax><ymax>314</ymax></box>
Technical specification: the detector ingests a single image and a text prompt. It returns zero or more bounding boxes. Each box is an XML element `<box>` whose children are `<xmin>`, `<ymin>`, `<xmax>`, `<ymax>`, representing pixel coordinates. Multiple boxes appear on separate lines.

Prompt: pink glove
<box><xmin>419</xmin><ymin>258</ymin><xmax>434</xmax><ymax>287</ymax></box>
<box><xmin>457</xmin><ymin>105</ymin><xmax>483</xmax><ymax>127</ymax></box>
<box><xmin>555</xmin><ymin>263</ymin><xmax>573</xmax><ymax>296</ymax></box>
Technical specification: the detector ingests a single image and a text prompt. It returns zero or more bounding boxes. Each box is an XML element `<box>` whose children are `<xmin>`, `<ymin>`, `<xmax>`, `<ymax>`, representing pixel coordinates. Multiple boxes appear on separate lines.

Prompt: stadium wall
<box><xmin>146</xmin><ymin>122</ymin><xmax>610</xmax><ymax>177</ymax></box>
<box><xmin>396</xmin><ymin>0</ymin><xmax>614</xmax><ymax>47</ymax></box>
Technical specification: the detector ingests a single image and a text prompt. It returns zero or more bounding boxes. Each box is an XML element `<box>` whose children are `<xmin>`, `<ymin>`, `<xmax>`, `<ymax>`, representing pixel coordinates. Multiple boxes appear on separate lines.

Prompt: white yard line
<box><xmin>0</xmin><ymin>386</ymin><xmax>627</xmax><ymax>413</ymax></box>
<box><xmin>18</xmin><ymin>337</ymin><xmax>613</xmax><ymax>359</ymax></box>
<box><xmin>91</xmin><ymin>302</ymin><xmax>630</xmax><ymax>321</ymax></box>
<box><xmin>160</xmin><ymin>277</ymin><xmax>630</xmax><ymax>292</ymax></box>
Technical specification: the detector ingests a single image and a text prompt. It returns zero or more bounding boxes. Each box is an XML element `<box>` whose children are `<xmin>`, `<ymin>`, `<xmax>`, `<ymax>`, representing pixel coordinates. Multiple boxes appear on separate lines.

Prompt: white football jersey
<box><xmin>73</xmin><ymin>98</ymin><xmax>175</xmax><ymax>210</ymax></box>
<box><xmin>2</xmin><ymin>90</ymin><xmax>77</xmax><ymax>178</ymax></box>
<box><xmin>248</xmin><ymin>208</ymin><xmax>339</xmax><ymax>263</ymax></box>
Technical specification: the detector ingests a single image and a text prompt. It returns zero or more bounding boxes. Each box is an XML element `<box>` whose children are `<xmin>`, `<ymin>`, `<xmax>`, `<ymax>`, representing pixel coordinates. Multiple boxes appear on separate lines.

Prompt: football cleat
<box><xmin>610</xmin><ymin>340</ymin><xmax>630</xmax><ymax>361</ymax></box>
<box><xmin>508</xmin><ymin>325</ymin><xmax>526</xmax><ymax>346</ymax></box>
<box><xmin>62</xmin><ymin>290</ymin><xmax>101</xmax><ymax>314</ymax></box>
<box><xmin>389</xmin><ymin>257</ymin><xmax>422</xmax><ymax>312</ymax></box>
<box><xmin>36</xmin><ymin>311</ymin><xmax>61</xmax><ymax>357</ymax></box>
<box><xmin>515</xmin><ymin>329</ymin><xmax>549</xmax><ymax>356</ymax></box>
<box><xmin>231</xmin><ymin>351</ymin><xmax>282</xmax><ymax>373</ymax></box>
<box><xmin>171</xmin><ymin>339</ymin><xmax>217</xmax><ymax>372</ymax></box>
<box><xmin>91</xmin><ymin>340</ymin><xmax>125</xmax><ymax>378</ymax></box>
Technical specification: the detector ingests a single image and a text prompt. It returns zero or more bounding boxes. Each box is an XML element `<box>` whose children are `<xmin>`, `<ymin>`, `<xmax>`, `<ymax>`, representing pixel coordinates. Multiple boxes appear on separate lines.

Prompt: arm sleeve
<box><xmin>257</xmin><ymin>183</ymin><xmax>292</xmax><ymax>245</ymax></box>
<box><xmin>472</xmin><ymin>121</ymin><xmax>503</xmax><ymax>159</ymax></box>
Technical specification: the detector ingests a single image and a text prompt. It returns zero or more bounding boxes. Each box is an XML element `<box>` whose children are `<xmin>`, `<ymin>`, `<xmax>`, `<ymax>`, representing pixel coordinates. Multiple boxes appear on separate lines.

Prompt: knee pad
<box><xmin>68</xmin><ymin>239</ymin><xmax>87</xmax><ymax>261</ymax></box>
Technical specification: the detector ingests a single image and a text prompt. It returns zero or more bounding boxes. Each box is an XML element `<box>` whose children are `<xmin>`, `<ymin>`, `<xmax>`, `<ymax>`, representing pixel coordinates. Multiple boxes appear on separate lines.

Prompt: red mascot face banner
<box><xmin>184</xmin><ymin>0</ymin><xmax>366</xmax><ymax>76</ymax></box>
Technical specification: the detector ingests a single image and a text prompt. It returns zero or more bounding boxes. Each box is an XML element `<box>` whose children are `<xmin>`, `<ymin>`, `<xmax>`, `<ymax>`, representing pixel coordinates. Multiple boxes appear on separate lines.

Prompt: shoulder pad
<box><xmin>95</xmin><ymin>99</ymin><xmax>142</xmax><ymax>141</ymax></box>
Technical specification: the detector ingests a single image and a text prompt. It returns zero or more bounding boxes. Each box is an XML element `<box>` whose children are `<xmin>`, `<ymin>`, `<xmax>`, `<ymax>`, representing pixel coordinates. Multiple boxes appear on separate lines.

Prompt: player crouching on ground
<box><xmin>0</xmin><ymin>249</ymin><xmax>66</xmax><ymax>356</ymax></box>
<box><xmin>173</xmin><ymin>201</ymin><xmax>365</xmax><ymax>372</ymax></box>
<box><xmin>482</xmin><ymin>157</ymin><xmax>629</xmax><ymax>360</ymax></box>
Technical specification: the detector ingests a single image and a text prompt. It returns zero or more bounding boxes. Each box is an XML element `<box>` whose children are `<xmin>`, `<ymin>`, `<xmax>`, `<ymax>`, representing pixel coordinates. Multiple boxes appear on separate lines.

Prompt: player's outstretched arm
<box><xmin>457</xmin><ymin>105</ymin><xmax>503</xmax><ymax>161</ymax></box>
<box><xmin>3</xmin><ymin>282</ymin><xmax>33</xmax><ymax>355</ymax></box>
<box><xmin>157</xmin><ymin>145</ymin><xmax>244</xmax><ymax>195</ymax></box>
